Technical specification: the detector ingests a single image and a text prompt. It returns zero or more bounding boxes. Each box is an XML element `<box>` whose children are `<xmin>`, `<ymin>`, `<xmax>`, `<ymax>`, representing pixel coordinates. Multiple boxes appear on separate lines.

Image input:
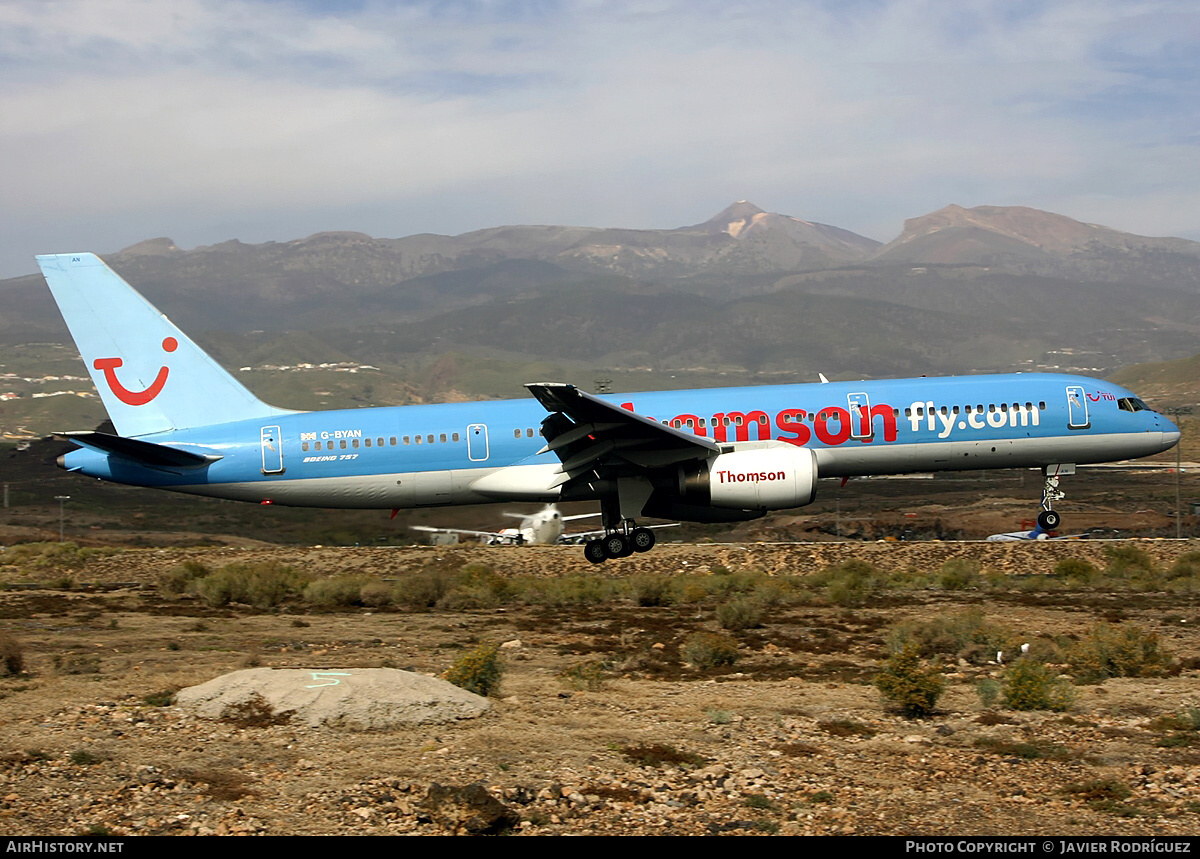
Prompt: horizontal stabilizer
<box><xmin>55</xmin><ymin>431</ymin><xmax>223</xmax><ymax>469</ymax></box>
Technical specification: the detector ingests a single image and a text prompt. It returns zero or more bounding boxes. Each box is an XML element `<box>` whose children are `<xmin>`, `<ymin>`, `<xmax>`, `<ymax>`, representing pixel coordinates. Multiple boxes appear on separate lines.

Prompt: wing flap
<box><xmin>526</xmin><ymin>383</ymin><xmax>718</xmax><ymax>484</ymax></box>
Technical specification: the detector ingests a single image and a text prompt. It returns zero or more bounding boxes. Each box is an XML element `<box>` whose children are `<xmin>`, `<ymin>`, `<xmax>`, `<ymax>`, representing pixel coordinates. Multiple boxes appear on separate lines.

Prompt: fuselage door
<box><xmin>847</xmin><ymin>393</ymin><xmax>873</xmax><ymax>440</ymax></box>
<box><xmin>1066</xmin><ymin>386</ymin><xmax>1090</xmax><ymax>430</ymax></box>
<box><xmin>260</xmin><ymin>425</ymin><xmax>284</xmax><ymax>474</ymax></box>
<box><xmin>467</xmin><ymin>424</ymin><xmax>489</xmax><ymax>462</ymax></box>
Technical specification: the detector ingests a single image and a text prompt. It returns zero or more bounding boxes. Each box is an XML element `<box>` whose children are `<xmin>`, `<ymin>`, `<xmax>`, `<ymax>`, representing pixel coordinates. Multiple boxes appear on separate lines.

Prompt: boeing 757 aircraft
<box><xmin>36</xmin><ymin>253</ymin><xmax>1180</xmax><ymax>563</ymax></box>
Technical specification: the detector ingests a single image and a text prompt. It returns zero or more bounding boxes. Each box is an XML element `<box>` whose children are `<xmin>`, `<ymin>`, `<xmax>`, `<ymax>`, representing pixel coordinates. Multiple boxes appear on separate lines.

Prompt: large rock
<box><xmin>176</xmin><ymin>667</ymin><xmax>489</xmax><ymax>729</ymax></box>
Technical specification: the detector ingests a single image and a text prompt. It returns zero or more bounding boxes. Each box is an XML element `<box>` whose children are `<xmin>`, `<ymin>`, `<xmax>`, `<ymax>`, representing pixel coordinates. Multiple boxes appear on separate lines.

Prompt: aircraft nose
<box><xmin>1162</xmin><ymin>429</ymin><xmax>1182</xmax><ymax>450</ymax></box>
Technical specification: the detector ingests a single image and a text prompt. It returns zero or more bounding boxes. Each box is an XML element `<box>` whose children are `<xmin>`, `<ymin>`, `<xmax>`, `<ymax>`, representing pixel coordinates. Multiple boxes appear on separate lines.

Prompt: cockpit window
<box><xmin>1117</xmin><ymin>397</ymin><xmax>1152</xmax><ymax>413</ymax></box>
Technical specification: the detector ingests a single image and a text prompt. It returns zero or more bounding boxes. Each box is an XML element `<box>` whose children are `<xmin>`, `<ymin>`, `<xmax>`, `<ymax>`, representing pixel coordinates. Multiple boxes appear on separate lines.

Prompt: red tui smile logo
<box><xmin>93</xmin><ymin>337</ymin><xmax>178</xmax><ymax>405</ymax></box>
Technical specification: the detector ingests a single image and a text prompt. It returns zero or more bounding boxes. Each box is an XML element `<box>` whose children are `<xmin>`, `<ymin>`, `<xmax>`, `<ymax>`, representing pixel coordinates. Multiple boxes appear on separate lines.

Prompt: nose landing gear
<box><xmin>1036</xmin><ymin>464</ymin><xmax>1073</xmax><ymax>532</ymax></box>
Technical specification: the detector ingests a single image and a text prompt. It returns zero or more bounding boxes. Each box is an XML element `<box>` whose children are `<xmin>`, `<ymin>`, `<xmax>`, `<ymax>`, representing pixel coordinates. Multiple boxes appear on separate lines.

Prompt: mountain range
<box><xmin>3</xmin><ymin>201</ymin><xmax>1200</xmax><ymax>401</ymax></box>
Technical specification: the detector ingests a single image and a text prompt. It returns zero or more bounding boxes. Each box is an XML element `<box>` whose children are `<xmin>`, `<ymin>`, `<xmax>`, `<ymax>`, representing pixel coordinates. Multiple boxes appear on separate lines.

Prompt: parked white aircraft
<box><xmin>412</xmin><ymin>504</ymin><xmax>600</xmax><ymax>545</ymax></box>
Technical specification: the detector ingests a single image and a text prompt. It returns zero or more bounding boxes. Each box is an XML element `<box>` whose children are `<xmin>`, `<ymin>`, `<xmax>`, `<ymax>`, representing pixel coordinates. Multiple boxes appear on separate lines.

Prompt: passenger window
<box><xmin>440</xmin><ymin>433</ymin><xmax>447</xmax><ymax>443</ymax></box>
<box><xmin>364</xmin><ymin>438</ymin><xmax>372</xmax><ymax>447</ymax></box>
<box><xmin>426</xmin><ymin>435</ymin><xmax>434</xmax><ymax>444</ymax></box>
<box><xmin>302</xmin><ymin>442</ymin><xmax>309</xmax><ymax>451</ymax></box>
<box><xmin>452</xmin><ymin>433</ymin><xmax>460</xmax><ymax>442</ymax></box>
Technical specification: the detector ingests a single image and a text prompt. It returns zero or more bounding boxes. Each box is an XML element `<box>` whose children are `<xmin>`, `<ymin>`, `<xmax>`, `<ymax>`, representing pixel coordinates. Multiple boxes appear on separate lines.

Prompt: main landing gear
<box><xmin>583</xmin><ymin>524</ymin><xmax>657</xmax><ymax>563</ymax></box>
<box><xmin>1035</xmin><ymin>465</ymin><xmax>1072</xmax><ymax>532</ymax></box>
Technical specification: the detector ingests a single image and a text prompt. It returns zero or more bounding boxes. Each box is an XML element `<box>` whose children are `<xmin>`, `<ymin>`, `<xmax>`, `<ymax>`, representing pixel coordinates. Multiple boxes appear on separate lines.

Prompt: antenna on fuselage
<box><xmin>818</xmin><ymin>373</ymin><xmax>830</xmax><ymax>383</ymax></box>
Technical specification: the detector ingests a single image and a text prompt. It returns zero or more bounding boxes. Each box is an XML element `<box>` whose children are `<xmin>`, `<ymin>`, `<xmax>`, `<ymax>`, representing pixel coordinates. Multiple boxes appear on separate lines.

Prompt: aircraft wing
<box><xmin>410</xmin><ymin>526</ymin><xmax>522</xmax><ymax>545</ymax></box>
<box><xmin>985</xmin><ymin>530</ymin><xmax>1087</xmax><ymax>542</ymax></box>
<box><xmin>525</xmin><ymin>382</ymin><xmax>719</xmax><ymax>490</ymax></box>
<box><xmin>558</xmin><ymin>523</ymin><xmax>679</xmax><ymax>545</ymax></box>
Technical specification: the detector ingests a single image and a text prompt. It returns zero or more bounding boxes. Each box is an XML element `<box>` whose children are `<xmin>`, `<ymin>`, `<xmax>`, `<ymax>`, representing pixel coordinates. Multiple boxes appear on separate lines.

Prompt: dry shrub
<box><xmin>191</xmin><ymin>561</ymin><xmax>309</xmax><ymax>608</ymax></box>
<box><xmin>682</xmin><ymin>631</ymin><xmax>739</xmax><ymax>669</ymax></box>
<box><xmin>1001</xmin><ymin>658</ymin><xmax>1076</xmax><ymax>711</ymax></box>
<box><xmin>443</xmin><ymin>642</ymin><xmax>502</xmax><ymax>696</ymax></box>
<box><xmin>874</xmin><ymin>643</ymin><xmax>945</xmax><ymax>718</ymax></box>
<box><xmin>620</xmin><ymin>743</ymin><xmax>707</xmax><ymax>768</ymax></box>
<box><xmin>1067</xmin><ymin>622</ymin><xmax>1177</xmax><ymax>683</ymax></box>
<box><xmin>0</xmin><ymin>633</ymin><xmax>24</xmax><ymax>676</ymax></box>
<box><xmin>220</xmin><ymin>694</ymin><xmax>293</xmax><ymax>727</ymax></box>
<box><xmin>716</xmin><ymin>596</ymin><xmax>765</xmax><ymax>631</ymax></box>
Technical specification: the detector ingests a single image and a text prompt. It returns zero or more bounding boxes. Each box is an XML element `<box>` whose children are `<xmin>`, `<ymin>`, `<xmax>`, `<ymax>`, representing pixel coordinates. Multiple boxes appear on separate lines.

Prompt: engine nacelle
<box><xmin>679</xmin><ymin>446</ymin><xmax>818</xmax><ymax>510</ymax></box>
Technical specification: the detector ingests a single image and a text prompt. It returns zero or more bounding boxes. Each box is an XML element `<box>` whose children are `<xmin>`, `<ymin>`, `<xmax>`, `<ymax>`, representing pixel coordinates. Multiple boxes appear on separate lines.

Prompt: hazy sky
<box><xmin>3</xmin><ymin>0</ymin><xmax>1199</xmax><ymax>278</ymax></box>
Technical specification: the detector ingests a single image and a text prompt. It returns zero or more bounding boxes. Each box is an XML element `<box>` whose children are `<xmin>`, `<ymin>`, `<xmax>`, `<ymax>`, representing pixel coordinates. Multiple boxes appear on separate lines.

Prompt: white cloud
<box><xmin>3</xmin><ymin>0</ymin><xmax>1200</xmax><ymax>275</ymax></box>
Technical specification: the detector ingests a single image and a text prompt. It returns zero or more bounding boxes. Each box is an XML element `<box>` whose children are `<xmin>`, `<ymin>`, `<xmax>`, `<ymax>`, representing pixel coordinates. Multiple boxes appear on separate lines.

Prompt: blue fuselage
<box><xmin>60</xmin><ymin>372</ymin><xmax>1179</xmax><ymax>511</ymax></box>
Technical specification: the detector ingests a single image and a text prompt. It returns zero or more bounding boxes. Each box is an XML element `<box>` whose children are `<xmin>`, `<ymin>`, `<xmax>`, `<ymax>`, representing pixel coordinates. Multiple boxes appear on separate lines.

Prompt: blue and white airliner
<box><xmin>36</xmin><ymin>253</ymin><xmax>1180</xmax><ymax>563</ymax></box>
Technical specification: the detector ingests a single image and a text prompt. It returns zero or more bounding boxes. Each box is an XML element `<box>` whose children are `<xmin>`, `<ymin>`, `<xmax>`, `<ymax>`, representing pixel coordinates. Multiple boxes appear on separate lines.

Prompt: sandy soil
<box><xmin>2</xmin><ymin>541</ymin><xmax>1200</xmax><ymax>836</ymax></box>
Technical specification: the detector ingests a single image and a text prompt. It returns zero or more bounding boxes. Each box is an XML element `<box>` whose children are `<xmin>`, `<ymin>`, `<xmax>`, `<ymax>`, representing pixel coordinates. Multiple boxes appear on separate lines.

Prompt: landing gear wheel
<box><xmin>630</xmin><ymin>527</ymin><xmax>656</xmax><ymax>553</ymax></box>
<box><xmin>1037</xmin><ymin>510</ymin><xmax>1061</xmax><ymax>531</ymax></box>
<box><xmin>602</xmin><ymin>532</ymin><xmax>633</xmax><ymax>559</ymax></box>
<box><xmin>584</xmin><ymin>539</ymin><xmax>608</xmax><ymax>564</ymax></box>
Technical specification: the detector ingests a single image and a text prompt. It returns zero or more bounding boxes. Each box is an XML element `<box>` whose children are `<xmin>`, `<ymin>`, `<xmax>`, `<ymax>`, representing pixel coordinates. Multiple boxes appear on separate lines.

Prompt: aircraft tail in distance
<box><xmin>35</xmin><ymin>253</ymin><xmax>285</xmax><ymax>437</ymax></box>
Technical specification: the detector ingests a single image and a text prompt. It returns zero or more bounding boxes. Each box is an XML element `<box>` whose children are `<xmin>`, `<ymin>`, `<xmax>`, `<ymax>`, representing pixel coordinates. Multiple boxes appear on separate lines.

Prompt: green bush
<box><xmin>716</xmin><ymin>596</ymin><xmax>765</xmax><ymax>631</ymax></box>
<box><xmin>303</xmin><ymin>575</ymin><xmax>371</xmax><ymax>607</ymax></box>
<box><xmin>1066</xmin><ymin>622</ymin><xmax>1176</xmax><ymax>683</ymax></box>
<box><xmin>443</xmin><ymin>642</ymin><xmax>503</xmax><ymax>696</ymax></box>
<box><xmin>874</xmin><ymin>643</ymin><xmax>945</xmax><ymax>718</ymax></box>
<box><xmin>1001</xmin><ymin>658</ymin><xmax>1075</xmax><ymax>711</ymax></box>
<box><xmin>813</xmin><ymin>559</ymin><xmax>888</xmax><ymax>607</ymax></box>
<box><xmin>886</xmin><ymin>608</ymin><xmax>1015</xmax><ymax>664</ymax></box>
<box><xmin>515</xmin><ymin>575</ymin><xmax>617</xmax><ymax>607</ymax></box>
<box><xmin>358</xmin><ymin>580</ymin><xmax>395</xmax><ymax>607</ymax></box>
<box><xmin>938</xmin><ymin>559</ymin><xmax>980</xmax><ymax>590</ymax></box>
<box><xmin>157</xmin><ymin>560</ymin><xmax>211</xmax><ymax>596</ymax></box>
<box><xmin>1052</xmin><ymin>557</ymin><xmax>1098</xmax><ymax>584</ymax></box>
<box><xmin>0</xmin><ymin>542</ymin><xmax>117</xmax><ymax>574</ymax></box>
<box><xmin>191</xmin><ymin>561</ymin><xmax>308</xmax><ymax>609</ymax></box>
<box><xmin>975</xmin><ymin>678</ymin><xmax>1002</xmax><ymax>708</ymax></box>
<box><xmin>682</xmin><ymin>632</ymin><xmax>739</xmax><ymax>669</ymax></box>
<box><xmin>630</xmin><ymin>576</ymin><xmax>674</xmax><ymax>607</ymax></box>
<box><xmin>393</xmin><ymin>566</ymin><xmax>462</xmax><ymax>609</ymax></box>
<box><xmin>1103</xmin><ymin>545</ymin><xmax>1157</xmax><ymax>578</ymax></box>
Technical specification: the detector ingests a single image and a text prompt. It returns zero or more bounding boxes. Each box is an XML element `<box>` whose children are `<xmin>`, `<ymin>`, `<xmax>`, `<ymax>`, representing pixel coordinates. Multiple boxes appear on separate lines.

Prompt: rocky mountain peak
<box><xmin>699</xmin><ymin>201</ymin><xmax>771</xmax><ymax>237</ymax></box>
<box><xmin>117</xmin><ymin>237</ymin><xmax>180</xmax><ymax>257</ymax></box>
<box><xmin>893</xmin><ymin>204</ymin><xmax>1106</xmax><ymax>253</ymax></box>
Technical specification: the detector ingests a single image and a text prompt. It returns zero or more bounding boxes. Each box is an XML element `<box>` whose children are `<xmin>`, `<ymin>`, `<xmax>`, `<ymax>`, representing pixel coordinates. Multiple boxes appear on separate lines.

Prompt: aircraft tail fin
<box><xmin>36</xmin><ymin>253</ymin><xmax>285</xmax><ymax>437</ymax></box>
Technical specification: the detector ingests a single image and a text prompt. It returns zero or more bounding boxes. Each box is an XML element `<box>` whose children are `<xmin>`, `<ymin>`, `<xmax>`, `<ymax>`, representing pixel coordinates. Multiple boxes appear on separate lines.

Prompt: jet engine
<box><xmin>678</xmin><ymin>446</ymin><xmax>818</xmax><ymax>510</ymax></box>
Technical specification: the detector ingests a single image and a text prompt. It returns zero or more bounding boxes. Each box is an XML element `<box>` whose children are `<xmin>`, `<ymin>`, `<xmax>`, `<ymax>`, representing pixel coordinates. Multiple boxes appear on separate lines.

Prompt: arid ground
<box><xmin>3</xmin><ymin>540</ymin><xmax>1200</xmax><ymax>836</ymax></box>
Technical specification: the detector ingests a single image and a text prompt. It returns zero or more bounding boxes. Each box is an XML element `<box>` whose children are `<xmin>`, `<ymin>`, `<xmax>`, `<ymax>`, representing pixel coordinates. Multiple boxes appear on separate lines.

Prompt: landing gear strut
<box><xmin>1036</xmin><ymin>465</ymin><xmax>1073</xmax><ymax>532</ymax></box>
